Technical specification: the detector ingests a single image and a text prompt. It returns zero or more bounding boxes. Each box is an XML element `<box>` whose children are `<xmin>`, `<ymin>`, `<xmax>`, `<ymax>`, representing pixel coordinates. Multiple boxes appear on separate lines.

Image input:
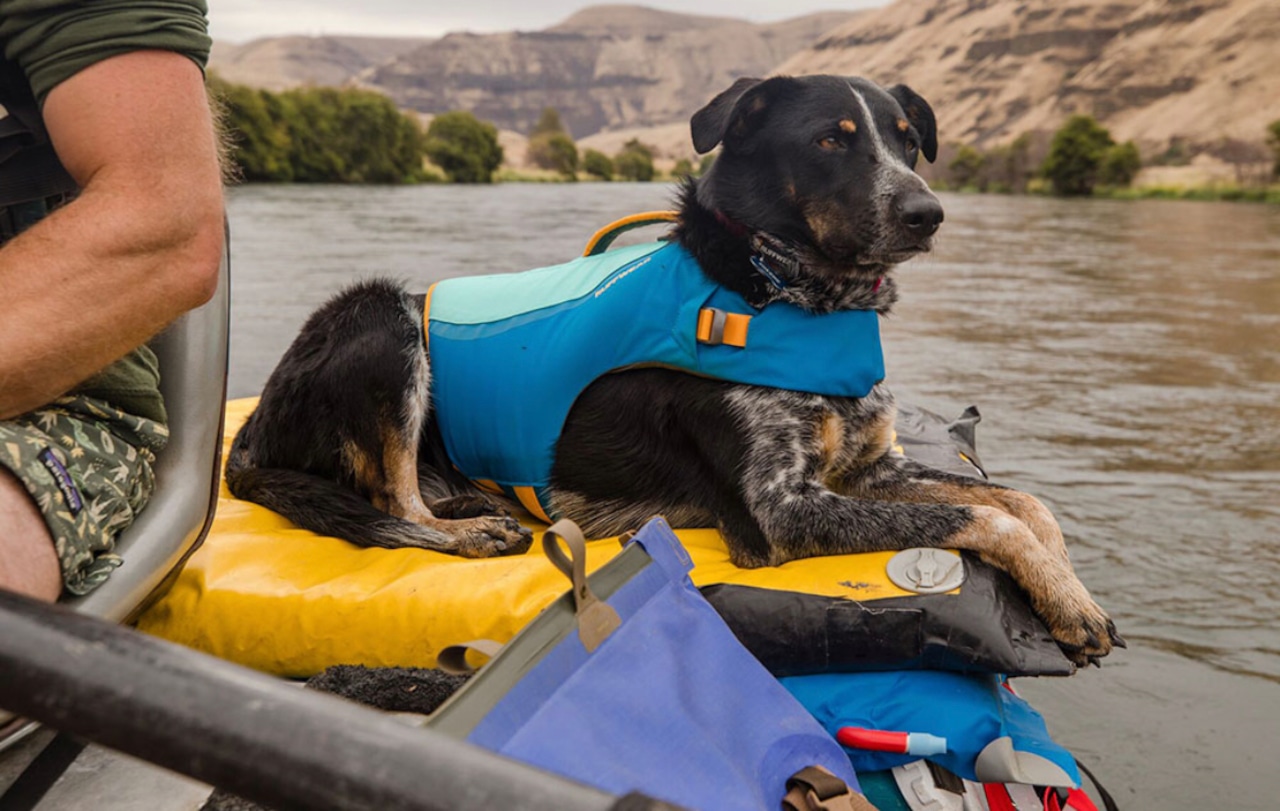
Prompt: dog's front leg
<box><xmin>727</xmin><ymin>406</ymin><xmax>1115</xmax><ymax>665</ymax></box>
<box><xmin>831</xmin><ymin>457</ymin><xmax>1118</xmax><ymax>665</ymax></box>
<box><xmin>846</xmin><ymin>458</ymin><xmax>1073</xmax><ymax>563</ymax></box>
<box><xmin>742</xmin><ymin>476</ymin><xmax>1114</xmax><ymax>665</ymax></box>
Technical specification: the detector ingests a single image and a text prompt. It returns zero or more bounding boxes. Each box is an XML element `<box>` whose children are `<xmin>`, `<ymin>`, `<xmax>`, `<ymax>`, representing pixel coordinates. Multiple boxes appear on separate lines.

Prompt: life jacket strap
<box><xmin>782</xmin><ymin>766</ymin><xmax>877</xmax><ymax>811</ymax></box>
<box><xmin>696</xmin><ymin>307</ymin><xmax>750</xmax><ymax>348</ymax></box>
<box><xmin>422</xmin><ymin>282</ymin><xmax>439</xmax><ymax>351</ymax></box>
<box><xmin>582</xmin><ymin>210</ymin><xmax>678</xmax><ymax>257</ymax></box>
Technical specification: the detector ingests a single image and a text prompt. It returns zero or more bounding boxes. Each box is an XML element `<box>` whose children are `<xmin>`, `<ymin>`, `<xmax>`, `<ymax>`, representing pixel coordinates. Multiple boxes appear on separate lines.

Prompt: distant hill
<box><xmin>211</xmin><ymin>5</ymin><xmax>862</xmax><ymax>139</ymax></box>
<box><xmin>210</xmin><ymin>36</ymin><xmax>432</xmax><ymax>91</ymax></box>
<box><xmin>365</xmin><ymin>6</ymin><xmax>861</xmax><ymax>138</ymax></box>
<box><xmin>777</xmin><ymin>0</ymin><xmax>1280</xmax><ymax>155</ymax></box>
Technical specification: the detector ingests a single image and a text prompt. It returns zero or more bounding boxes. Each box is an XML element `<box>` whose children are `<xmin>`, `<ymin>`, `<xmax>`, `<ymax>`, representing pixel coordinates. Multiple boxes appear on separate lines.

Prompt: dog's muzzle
<box><xmin>894</xmin><ymin>191</ymin><xmax>944</xmax><ymax>238</ymax></box>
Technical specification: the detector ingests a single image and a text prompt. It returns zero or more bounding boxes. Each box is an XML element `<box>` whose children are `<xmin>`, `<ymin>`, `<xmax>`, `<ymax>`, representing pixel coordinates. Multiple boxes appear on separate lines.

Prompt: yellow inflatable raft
<box><xmin>137</xmin><ymin>399</ymin><xmax>1073</xmax><ymax>679</ymax></box>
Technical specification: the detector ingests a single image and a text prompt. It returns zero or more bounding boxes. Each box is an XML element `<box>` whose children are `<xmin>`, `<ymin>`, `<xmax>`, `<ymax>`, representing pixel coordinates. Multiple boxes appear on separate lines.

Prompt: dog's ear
<box><xmin>692</xmin><ymin>77</ymin><xmax>797</xmax><ymax>156</ymax></box>
<box><xmin>691</xmin><ymin>77</ymin><xmax>763</xmax><ymax>154</ymax></box>
<box><xmin>887</xmin><ymin>84</ymin><xmax>938</xmax><ymax>164</ymax></box>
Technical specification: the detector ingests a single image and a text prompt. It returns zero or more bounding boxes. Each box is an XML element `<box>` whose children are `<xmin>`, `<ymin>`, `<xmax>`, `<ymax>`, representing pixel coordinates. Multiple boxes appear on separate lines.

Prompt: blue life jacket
<box><xmin>424</xmin><ymin>239</ymin><xmax>885</xmax><ymax>520</ymax></box>
<box><xmin>782</xmin><ymin>670</ymin><xmax>1082</xmax><ymax>788</ymax></box>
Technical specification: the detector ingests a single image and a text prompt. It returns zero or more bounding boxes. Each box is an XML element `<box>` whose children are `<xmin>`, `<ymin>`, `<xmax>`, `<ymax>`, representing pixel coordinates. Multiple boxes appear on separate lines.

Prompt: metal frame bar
<box><xmin>0</xmin><ymin>590</ymin><xmax>678</xmax><ymax>811</ymax></box>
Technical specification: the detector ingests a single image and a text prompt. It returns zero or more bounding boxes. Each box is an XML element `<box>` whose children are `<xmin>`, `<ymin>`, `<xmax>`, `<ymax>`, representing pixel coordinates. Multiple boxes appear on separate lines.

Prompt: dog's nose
<box><xmin>896</xmin><ymin>193</ymin><xmax>944</xmax><ymax>236</ymax></box>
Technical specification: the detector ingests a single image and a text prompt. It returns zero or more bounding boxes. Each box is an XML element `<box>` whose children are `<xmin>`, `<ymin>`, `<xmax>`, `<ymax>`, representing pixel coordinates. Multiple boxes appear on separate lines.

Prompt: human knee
<box><xmin>0</xmin><ymin>470</ymin><xmax>62</xmax><ymax>601</ymax></box>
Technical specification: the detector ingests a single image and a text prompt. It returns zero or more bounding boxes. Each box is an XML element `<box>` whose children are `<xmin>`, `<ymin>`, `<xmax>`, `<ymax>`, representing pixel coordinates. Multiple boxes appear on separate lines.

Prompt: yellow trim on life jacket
<box><xmin>582</xmin><ymin>210</ymin><xmax>679</xmax><ymax>257</ymax></box>
<box><xmin>513</xmin><ymin>486</ymin><xmax>552</xmax><ymax>523</ymax></box>
<box><xmin>696</xmin><ymin>308</ymin><xmax>751</xmax><ymax>348</ymax></box>
<box><xmin>472</xmin><ymin>479</ymin><xmax>503</xmax><ymax>496</ymax></box>
<box><xmin>422</xmin><ymin>282</ymin><xmax>439</xmax><ymax>352</ymax></box>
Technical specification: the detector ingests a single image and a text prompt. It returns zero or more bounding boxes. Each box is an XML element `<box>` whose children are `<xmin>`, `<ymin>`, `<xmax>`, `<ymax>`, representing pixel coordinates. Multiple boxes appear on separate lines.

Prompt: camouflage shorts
<box><xmin>0</xmin><ymin>394</ymin><xmax>169</xmax><ymax>596</ymax></box>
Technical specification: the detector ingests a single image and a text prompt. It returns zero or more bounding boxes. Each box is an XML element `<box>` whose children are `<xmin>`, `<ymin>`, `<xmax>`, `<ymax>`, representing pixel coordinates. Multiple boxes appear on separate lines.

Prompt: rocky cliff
<box><xmin>777</xmin><ymin>0</ymin><xmax>1280</xmax><ymax>154</ymax></box>
<box><xmin>211</xmin><ymin>36</ymin><xmax>431</xmax><ymax>91</ymax></box>
<box><xmin>360</xmin><ymin>6</ymin><xmax>859</xmax><ymax>138</ymax></box>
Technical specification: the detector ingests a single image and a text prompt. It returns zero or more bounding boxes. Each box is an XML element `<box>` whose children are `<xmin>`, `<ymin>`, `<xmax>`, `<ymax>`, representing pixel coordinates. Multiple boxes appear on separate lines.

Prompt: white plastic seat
<box><xmin>67</xmin><ymin>233</ymin><xmax>230</xmax><ymax>622</ymax></box>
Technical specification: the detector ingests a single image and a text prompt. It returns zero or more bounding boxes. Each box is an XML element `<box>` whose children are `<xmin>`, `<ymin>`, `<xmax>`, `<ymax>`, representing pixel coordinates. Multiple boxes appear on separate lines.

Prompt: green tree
<box><xmin>529</xmin><ymin>132</ymin><xmax>579</xmax><ymax>179</ymax></box>
<box><xmin>526</xmin><ymin>106</ymin><xmax>578</xmax><ymax>179</ymax></box>
<box><xmin>531</xmin><ymin>107</ymin><xmax>568</xmax><ymax>138</ymax></box>
<box><xmin>614</xmin><ymin>139</ymin><xmax>655</xmax><ymax>182</ymax></box>
<box><xmin>948</xmin><ymin>144</ymin><xmax>986</xmax><ymax>190</ymax></box>
<box><xmin>583</xmin><ymin>149</ymin><xmax>614</xmax><ymax>180</ymax></box>
<box><xmin>672</xmin><ymin>158</ymin><xmax>694</xmax><ymax>178</ymax></box>
<box><xmin>208</xmin><ymin>73</ymin><xmax>293</xmax><ymax>181</ymax></box>
<box><xmin>282</xmin><ymin>88</ymin><xmax>349</xmax><ymax>181</ymax></box>
<box><xmin>1098</xmin><ymin>140</ymin><xmax>1141</xmax><ymax>187</ymax></box>
<box><xmin>984</xmin><ymin>133</ymin><xmax>1035</xmax><ymax>193</ymax></box>
<box><xmin>1041</xmin><ymin>115</ymin><xmax>1115</xmax><ymax>196</ymax></box>
<box><xmin>322</xmin><ymin>88</ymin><xmax>428</xmax><ymax>183</ymax></box>
<box><xmin>1267</xmin><ymin>120</ymin><xmax>1280</xmax><ymax>178</ymax></box>
<box><xmin>209</xmin><ymin>77</ymin><xmax>431</xmax><ymax>184</ymax></box>
<box><xmin>425</xmin><ymin>111</ymin><xmax>504</xmax><ymax>183</ymax></box>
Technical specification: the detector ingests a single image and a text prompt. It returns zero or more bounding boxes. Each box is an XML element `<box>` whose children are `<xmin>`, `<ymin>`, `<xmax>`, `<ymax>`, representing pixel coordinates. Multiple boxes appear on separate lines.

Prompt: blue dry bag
<box><xmin>428</xmin><ymin>517</ymin><xmax>866</xmax><ymax>811</ymax></box>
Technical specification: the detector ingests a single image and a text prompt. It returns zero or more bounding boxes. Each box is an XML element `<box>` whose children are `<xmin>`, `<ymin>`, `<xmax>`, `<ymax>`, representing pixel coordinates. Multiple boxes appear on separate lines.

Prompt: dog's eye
<box><xmin>905</xmin><ymin>137</ymin><xmax>919</xmax><ymax>155</ymax></box>
<box><xmin>817</xmin><ymin>136</ymin><xmax>843</xmax><ymax>151</ymax></box>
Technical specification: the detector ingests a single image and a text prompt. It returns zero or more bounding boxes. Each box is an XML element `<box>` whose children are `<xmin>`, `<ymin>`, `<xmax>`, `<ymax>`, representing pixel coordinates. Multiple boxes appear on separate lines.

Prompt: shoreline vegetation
<box><xmin>210</xmin><ymin>76</ymin><xmax>1280</xmax><ymax>204</ymax></box>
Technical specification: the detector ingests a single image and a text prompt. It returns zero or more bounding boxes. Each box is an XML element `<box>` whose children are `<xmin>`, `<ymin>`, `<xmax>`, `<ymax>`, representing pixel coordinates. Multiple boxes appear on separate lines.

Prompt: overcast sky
<box><xmin>209</xmin><ymin>0</ymin><xmax>885</xmax><ymax>43</ymax></box>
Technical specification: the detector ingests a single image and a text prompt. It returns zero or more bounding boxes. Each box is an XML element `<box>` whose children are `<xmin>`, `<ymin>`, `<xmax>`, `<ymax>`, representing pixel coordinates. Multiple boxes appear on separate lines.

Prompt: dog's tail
<box><xmin>225</xmin><ymin>432</ymin><xmax>454</xmax><ymax>551</ymax></box>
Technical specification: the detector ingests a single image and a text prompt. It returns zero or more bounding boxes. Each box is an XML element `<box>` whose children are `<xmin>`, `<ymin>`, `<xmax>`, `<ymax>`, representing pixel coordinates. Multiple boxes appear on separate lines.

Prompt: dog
<box><xmin>227</xmin><ymin>75</ymin><xmax>1120</xmax><ymax>666</ymax></box>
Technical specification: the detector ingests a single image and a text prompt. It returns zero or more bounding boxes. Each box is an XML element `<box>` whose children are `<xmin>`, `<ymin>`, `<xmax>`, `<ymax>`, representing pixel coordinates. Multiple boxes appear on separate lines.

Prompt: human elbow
<box><xmin>179</xmin><ymin>205</ymin><xmax>224</xmax><ymax>309</ymax></box>
<box><xmin>145</xmin><ymin>190</ymin><xmax>224</xmax><ymax>312</ymax></box>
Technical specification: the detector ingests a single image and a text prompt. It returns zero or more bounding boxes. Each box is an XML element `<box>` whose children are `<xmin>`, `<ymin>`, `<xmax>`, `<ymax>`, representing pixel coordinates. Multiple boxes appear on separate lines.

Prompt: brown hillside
<box><xmin>210</xmin><ymin>36</ymin><xmax>431</xmax><ymax>91</ymax></box>
<box><xmin>777</xmin><ymin>0</ymin><xmax>1280</xmax><ymax>155</ymax></box>
<box><xmin>362</xmin><ymin>6</ymin><xmax>862</xmax><ymax>138</ymax></box>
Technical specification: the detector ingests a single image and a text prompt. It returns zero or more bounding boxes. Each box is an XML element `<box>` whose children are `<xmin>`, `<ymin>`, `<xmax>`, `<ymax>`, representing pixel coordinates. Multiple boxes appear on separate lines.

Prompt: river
<box><xmin>225</xmin><ymin>183</ymin><xmax>1280</xmax><ymax>809</ymax></box>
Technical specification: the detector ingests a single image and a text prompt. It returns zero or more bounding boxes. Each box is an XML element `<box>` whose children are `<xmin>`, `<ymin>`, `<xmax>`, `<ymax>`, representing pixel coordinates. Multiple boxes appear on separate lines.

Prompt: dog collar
<box><xmin>748</xmin><ymin>232</ymin><xmax>802</xmax><ymax>290</ymax></box>
<box><xmin>716</xmin><ymin>211</ymin><xmax>885</xmax><ymax>298</ymax></box>
<box><xmin>712</xmin><ymin>211</ymin><xmax>798</xmax><ymax>290</ymax></box>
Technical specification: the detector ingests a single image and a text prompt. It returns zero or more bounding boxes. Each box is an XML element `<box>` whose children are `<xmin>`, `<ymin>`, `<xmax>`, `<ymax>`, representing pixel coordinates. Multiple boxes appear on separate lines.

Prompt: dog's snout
<box><xmin>896</xmin><ymin>194</ymin><xmax>944</xmax><ymax>236</ymax></box>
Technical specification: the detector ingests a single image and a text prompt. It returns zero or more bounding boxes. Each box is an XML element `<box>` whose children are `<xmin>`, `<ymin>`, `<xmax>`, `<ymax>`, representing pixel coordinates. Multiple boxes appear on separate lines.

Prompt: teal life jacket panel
<box><xmin>425</xmin><ymin>240</ymin><xmax>885</xmax><ymax>519</ymax></box>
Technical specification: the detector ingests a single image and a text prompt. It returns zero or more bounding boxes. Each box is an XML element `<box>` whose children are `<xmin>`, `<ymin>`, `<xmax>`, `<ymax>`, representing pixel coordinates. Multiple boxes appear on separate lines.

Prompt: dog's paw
<box><xmin>1042</xmin><ymin>592</ymin><xmax>1124</xmax><ymax>668</ymax></box>
<box><xmin>430</xmin><ymin>494</ymin><xmax>508</xmax><ymax>520</ymax></box>
<box><xmin>454</xmin><ymin>516</ymin><xmax>534</xmax><ymax>559</ymax></box>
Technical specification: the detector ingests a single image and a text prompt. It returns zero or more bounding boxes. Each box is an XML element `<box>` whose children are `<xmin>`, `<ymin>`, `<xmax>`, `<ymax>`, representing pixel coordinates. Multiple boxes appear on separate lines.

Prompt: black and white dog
<box><xmin>227</xmin><ymin>75</ymin><xmax>1119</xmax><ymax>666</ymax></box>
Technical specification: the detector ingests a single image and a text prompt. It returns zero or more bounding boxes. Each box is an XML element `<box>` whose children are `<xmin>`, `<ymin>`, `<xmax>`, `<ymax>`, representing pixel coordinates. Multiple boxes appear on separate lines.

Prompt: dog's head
<box><xmin>691</xmin><ymin>75</ymin><xmax>942</xmax><ymax>273</ymax></box>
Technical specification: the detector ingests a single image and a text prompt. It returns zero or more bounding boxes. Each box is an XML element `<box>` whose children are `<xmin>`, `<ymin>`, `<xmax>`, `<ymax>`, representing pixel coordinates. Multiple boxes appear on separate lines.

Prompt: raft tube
<box><xmin>136</xmin><ymin>399</ymin><xmax>1071</xmax><ymax>679</ymax></box>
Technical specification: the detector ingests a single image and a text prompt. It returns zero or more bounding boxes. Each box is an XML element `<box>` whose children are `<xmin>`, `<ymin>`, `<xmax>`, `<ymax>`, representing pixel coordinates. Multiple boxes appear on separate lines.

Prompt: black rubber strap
<box><xmin>1075</xmin><ymin>758</ymin><xmax>1120</xmax><ymax>811</ymax></box>
<box><xmin>1</xmin><ymin>732</ymin><xmax>88</xmax><ymax>811</ymax></box>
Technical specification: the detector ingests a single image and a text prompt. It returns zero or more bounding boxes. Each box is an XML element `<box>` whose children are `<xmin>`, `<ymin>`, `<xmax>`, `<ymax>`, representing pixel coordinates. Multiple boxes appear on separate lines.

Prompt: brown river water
<box><xmin>226</xmin><ymin>184</ymin><xmax>1280</xmax><ymax>809</ymax></box>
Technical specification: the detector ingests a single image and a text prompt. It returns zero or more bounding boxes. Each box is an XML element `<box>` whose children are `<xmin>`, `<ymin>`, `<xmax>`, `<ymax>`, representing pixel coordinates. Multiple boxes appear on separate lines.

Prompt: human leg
<box><xmin>0</xmin><ymin>468</ymin><xmax>61</xmax><ymax>601</ymax></box>
<box><xmin>0</xmin><ymin>395</ymin><xmax>167</xmax><ymax>597</ymax></box>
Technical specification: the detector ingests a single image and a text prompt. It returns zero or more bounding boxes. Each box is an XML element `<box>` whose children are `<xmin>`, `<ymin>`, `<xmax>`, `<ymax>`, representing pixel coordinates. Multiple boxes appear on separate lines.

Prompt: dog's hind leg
<box><xmin>350</xmin><ymin>349</ymin><xmax>531</xmax><ymax>559</ymax></box>
<box><xmin>231</xmin><ymin>279</ymin><xmax>529</xmax><ymax>558</ymax></box>
<box><xmin>363</xmin><ymin>431</ymin><xmax>530</xmax><ymax>559</ymax></box>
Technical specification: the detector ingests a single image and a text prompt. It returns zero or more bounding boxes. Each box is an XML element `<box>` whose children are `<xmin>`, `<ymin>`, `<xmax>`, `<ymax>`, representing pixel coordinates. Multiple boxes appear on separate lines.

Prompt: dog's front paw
<box><xmin>454</xmin><ymin>517</ymin><xmax>534</xmax><ymax>559</ymax></box>
<box><xmin>430</xmin><ymin>494</ymin><xmax>508</xmax><ymax>520</ymax></box>
<box><xmin>1041</xmin><ymin>590</ymin><xmax>1126</xmax><ymax>668</ymax></box>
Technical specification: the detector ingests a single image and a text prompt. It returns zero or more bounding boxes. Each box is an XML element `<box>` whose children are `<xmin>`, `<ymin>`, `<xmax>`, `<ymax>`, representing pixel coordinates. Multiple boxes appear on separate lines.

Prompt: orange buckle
<box><xmin>696</xmin><ymin>308</ymin><xmax>750</xmax><ymax>348</ymax></box>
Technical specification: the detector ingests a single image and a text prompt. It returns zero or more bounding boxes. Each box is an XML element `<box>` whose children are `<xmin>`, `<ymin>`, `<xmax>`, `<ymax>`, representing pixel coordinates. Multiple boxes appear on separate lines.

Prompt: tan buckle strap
<box><xmin>782</xmin><ymin>766</ymin><xmax>880</xmax><ymax>811</ymax></box>
<box><xmin>437</xmin><ymin>639</ymin><xmax>504</xmax><ymax>675</ymax></box>
<box><xmin>543</xmin><ymin>519</ymin><xmax>622</xmax><ymax>653</ymax></box>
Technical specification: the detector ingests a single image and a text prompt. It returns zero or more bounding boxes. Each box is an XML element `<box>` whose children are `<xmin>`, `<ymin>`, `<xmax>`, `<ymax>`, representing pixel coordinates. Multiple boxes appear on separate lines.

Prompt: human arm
<box><xmin>0</xmin><ymin>49</ymin><xmax>224</xmax><ymax>419</ymax></box>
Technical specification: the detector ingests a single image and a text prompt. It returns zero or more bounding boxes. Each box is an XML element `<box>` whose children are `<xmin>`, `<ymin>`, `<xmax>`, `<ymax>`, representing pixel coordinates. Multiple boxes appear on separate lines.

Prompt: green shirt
<box><xmin>0</xmin><ymin>0</ymin><xmax>210</xmax><ymax>105</ymax></box>
<box><xmin>0</xmin><ymin>0</ymin><xmax>212</xmax><ymax>424</ymax></box>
